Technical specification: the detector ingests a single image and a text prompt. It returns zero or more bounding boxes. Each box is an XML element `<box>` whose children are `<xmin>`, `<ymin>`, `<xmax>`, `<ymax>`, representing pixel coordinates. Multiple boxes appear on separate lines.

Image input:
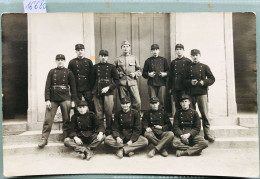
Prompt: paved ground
<box><xmin>3</xmin><ymin>148</ymin><xmax>259</xmax><ymax>178</ymax></box>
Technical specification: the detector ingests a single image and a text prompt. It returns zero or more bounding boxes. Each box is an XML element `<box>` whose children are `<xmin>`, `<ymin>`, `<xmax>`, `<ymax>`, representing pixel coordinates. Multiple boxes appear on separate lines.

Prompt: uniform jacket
<box><xmin>173</xmin><ymin>108</ymin><xmax>201</xmax><ymax>138</ymax></box>
<box><xmin>112</xmin><ymin>109</ymin><xmax>141</xmax><ymax>142</ymax></box>
<box><xmin>185</xmin><ymin>62</ymin><xmax>215</xmax><ymax>96</ymax></box>
<box><xmin>168</xmin><ymin>57</ymin><xmax>191</xmax><ymax>91</ymax></box>
<box><xmin>68</xmin><ymin>57</ymin><xmax>93</xmax><ymax>92</ymax></box>
<box><xmin>114</xmin><ymin>54</ymin><xmax>142</xmax><ymax>86</ymax></box>
<box><xmin>90</xmin><ymin>62</ymin><xmax>119</xmax><ymax>96</ymax></box>
<box><xmin>68</xmin><ymin>111</ymin><xmax>105</xmax><ymax>138</ymax></box>
<box><xmin>44</xmin><ymin>67</ymin><xmax>77</xmax><ymax>102</ymax></box>
<box><xmin>142</xmin><ymin>109</ymin><xmax>172</xmax><ymax>135</ymax></box>
<box><xmin>142</xmin><ymin>56</ymin><xmax>169</xmax><ymax>86</ymax></box>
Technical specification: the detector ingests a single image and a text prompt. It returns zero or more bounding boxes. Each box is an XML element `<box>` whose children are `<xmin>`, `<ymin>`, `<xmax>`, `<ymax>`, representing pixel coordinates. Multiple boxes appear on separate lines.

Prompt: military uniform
<box><xmin>184</xmin><ymin>56</ymin><xmax>215</xmax><ymax>141</ymax></box>
<box><xmin>68</xmin><ymin>44</ymin><xmax>94</xmax><ymax>112</ymax></box>
<box><xmin>172</xmin><ymin>107</ymin><xmax>208</xmax><ymax>156</ymax></box>
<box><xmin>104</xmin><ymin>108</ymin><xmax>148</xmax><ymax>155</ymax></box>
<box><xmin>168</xmin><ymin>56</ymin><xmax>191</xmax><ymax>110</ymax></box>
<box><xmin>142</xmin><ymin>45</ymin><xmax>169</xmax><ymax>109</ymax></box>
<box><xmin>64</xmin><ymin>104</ymin><xmax>105</xmax><ymax>155</ymax></box>
<box><xmin>142</xmin><ymin>107</ymin><xmax>174</xmax><ymax>153</ymax></box>
<box><xmin>90</xmin><ymin>56</ymin><xmax>119</xmax><ymax>135</ymax></box>
<box><xmin>41</xmin><ymin>54</ymin><xmax>77</xmax><ymax>144</ymax></box>
<box><xmin>114</xmin><ymin>40</ymin><xmax>142</xmax><ymax>112</ymax></box>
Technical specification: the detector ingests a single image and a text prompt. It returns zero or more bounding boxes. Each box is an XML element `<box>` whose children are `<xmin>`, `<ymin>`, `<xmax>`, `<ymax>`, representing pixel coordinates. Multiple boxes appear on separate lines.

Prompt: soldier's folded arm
<box><xmin>68</xmin><ymin>70</ymin><xmax>77</xmax><ymax>101</ymax></box>
<box><xmin>173</xmin><ymin>113</ymin><xmax>184</xmax><ymax>137</ymax></box>
<box><xmin>141</xmin><ymin>111</ymin><xmax>150</xmax><ymax>130</ymax></box>
<box><xmin>203</xmin><ymin>65</ymin><xmax>215</xmax><ymax>87</ymax></box>
<box><xmin>164</xmin><ymin>58</ymin><xmax>170</xmax><ymax>77</ymax></box>
<box><xmin>108</xmin><ymin>65</ymin><xmax>120</xmax><ymax>91</ymax></box>
<box><xmin>92</xmin><ymin>112</ymin><xmax>105</xmax><ymax>134</ymax></box>
<box><xmin>130</xmin><ymin>112</ymin><xmax>141</xmax><ymax>142</ymax></box>
<box><xmin>189</xmin><ymin>111</ymin><xmax>201</xmax><ymax>138</ymax></box>
<box><xmin>162</xmin><ymin>112</ymin><xmax>172</xmax><ymax>131</ymax></box>
<box><xmin>112</xmin><ymin>112</ymin><xmax>121</xmax><ymax>139</ymax></box>
<box><xmin>44</xmin><ymin>70</ymin><xmax>53</xmax><ymax>101</ymax></box>
<box><xmin>142</xmin><ymin>60</ymin><xmax>149</xmax><ymax>79</ymax></box>
<box><xmin>68</xmin><ymin>115</ymin><xmax>78</xmax><ymax>138</ymax></box>
<box><xmin>89</xmin><ymin>66</ymin><xmax>97</xmax><ymax>91</ymax></box>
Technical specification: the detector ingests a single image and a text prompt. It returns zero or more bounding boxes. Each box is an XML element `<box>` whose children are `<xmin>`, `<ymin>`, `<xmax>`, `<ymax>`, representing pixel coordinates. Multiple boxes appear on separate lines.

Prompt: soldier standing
<box><xmin>90</xmin><ymin>50</ymin><xmax>119</xmax><ymax>135</ymax></box>
<box><xmin>104</xmin><ymin>97</ymin><xmax>148</xmax><ymax>158</ymax></box>
<box><xmin>38</xmin><ymin>54</ymin><xmax>77</xmax><ymax>148</ymax></box>
<box><xmin>172</xmin><ymin>95</ymin><xmax>208</xmax><ymax>157</ymax></box>
<box><xmin>142</xmin><ymin>44</ymin><xmax>169</xmax><ymax>110</ymax></box>
<box><xmin>68</xmin><ymin>44</ymin><xmax>94</xmax><ymax>112</ymax></box>
<box><xmin>64</xmin><ymin>100</ymin><xmax>105</xmax><ymax>160</ymax></box>
<box><xmin>142</xmin><ymin>97</ymin><xmax>174</xmax><ymax>158</ymax></box>
<box><xmin>114</xmin><ymin>40</ymin><xmax>142</xmax><ymax>112</ymax></box>
<box><xmin>168</xmin><ymin>44</ymin><xmax>191</xmax><ymax>114</ymax></box>
<box><xmin>185</xmin><ymin>49</ymin><xmax>215</xmax><ymax>142</ymax></box>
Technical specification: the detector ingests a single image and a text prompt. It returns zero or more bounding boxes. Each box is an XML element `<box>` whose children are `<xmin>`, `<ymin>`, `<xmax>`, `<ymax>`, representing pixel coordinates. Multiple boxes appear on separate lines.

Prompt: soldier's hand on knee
<box><xmin>116</xmin><ymin>137</ymin><xmax>123</xmax><ymax>144</ymax></box>
<box><xmin>97</xmin><ymin>132</ymin><xmax>104</xmax><ymax>141</ymax></box>
<box><xmin>129</xmin><ymin>72</ymin><xmax>136</xmax><ymax>78</ymax></box>
<box><xmin>46</xmin><ymin>100</ymin><xmax>52</xmax><ymax>110</ymax></box>
<box><xmin>146</xmin><ymin>127</ymin><xmax>152</xmax><ymax>132</ymax></box>
<box><xmin>74</xmin><ymin>136</ymin><xmax>83</xmax><ymax>145</ymax></box>
<box><xmin>127</xmin><ymin>140</ymin><xmax>133</xmax><ymax>145</ymax></box>
<box><xmin>154</xmin><ymin>125</ymin><xmax>162</xmax><ymax>130</ymax></box>
<box><xmin>191</xmin><ymin>79</ymin><xmax>198</xmax><ymax>85</ymax></box>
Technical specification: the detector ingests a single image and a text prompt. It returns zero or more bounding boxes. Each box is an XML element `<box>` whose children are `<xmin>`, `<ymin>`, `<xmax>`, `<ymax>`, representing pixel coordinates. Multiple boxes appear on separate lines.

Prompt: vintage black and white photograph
<box><xmin>1</xmin><ymin>12</ymin><xmax>259</xmax><ymax>177</ymax></box>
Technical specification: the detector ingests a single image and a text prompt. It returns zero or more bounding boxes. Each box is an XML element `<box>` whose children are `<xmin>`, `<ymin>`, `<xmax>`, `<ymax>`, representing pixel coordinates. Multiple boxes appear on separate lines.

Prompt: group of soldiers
<box><xmin>38</xmin><ymin>40</ymin><xmax>215</xmax><ymax>160</ymax></box>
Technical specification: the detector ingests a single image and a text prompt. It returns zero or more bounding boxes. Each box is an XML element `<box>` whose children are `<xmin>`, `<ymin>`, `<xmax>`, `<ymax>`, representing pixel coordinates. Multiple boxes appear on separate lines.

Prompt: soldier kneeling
<box><xmin>64</xmin><ymin>100</ymin><xmax>105</xmax><ymax>160</ymax></box>
<box><xmin>172</xmin><ymin>95</ymin><xmax>208</xmax><ymax>157</ymax></box>
<box><xmin>104</xmin><ymin>97</ymin><xmax>148</xmax><ymax>158</ymax></box>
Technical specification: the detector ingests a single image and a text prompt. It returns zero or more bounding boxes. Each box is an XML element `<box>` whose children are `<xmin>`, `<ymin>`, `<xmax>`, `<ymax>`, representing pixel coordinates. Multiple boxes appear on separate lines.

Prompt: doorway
<box><xmin>2</xmin><ymin>13</ymin><xmax>28</xmax><ymax>120</ymax></box>
<box><xmin>94</xmin><ymin>13</ymin><xmax>171</xmax><ymax>112</ymax></box>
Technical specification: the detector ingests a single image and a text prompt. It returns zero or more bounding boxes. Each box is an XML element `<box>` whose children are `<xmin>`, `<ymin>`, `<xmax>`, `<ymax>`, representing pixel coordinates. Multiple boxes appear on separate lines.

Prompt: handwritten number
<box><xmin>24</xmin><ymin>0</ymin><xmax>46</xmax><ymax>11</ymax></box>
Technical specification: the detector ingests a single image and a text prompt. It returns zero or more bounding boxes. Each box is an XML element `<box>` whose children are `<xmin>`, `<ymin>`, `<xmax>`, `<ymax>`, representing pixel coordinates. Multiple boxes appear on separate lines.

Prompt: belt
<box><xmin>52</xmin><ymin>85</ymin><xmax>69</xmax><ymax>89</ymax></box>
<box><xmin>77</xmin><ymin>75</ymin><xmax>87</xmax><ymax>78</ymax></box>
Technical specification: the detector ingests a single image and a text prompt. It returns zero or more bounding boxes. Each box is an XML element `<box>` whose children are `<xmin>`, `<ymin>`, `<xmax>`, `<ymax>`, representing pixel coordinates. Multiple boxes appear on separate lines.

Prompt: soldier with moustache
<box><xmin>104</xmin><ymin>97</ymin><xmax>148</xmax><ymax>158</ymax></box>
<box><xmin>142</xmin><ymin>97</ymin><xmax>174</xmax><ymax>158</ymax></box>
<box><xmin>68</xmin><ymin>44</ymin><xmax>94</xmax><ymax>112</ymax></box>
<box><xmin>168</xmin><ymin>44</ymin><xmax>192</xmax><ymax>114</ymax></box>
<box><xmin>114</xmin><ymin>40</ymin><xmax>142</xmax><ymax>112</ymax></box>
<box><xmin>38</xmin><ymin>54</ymin><xmax>77</xmax><ymax>148</ymax></box>
<box><xmin>172</xmin><ymin>95</ymin><xmax>208</xmax><ymax>157</ymax></box>
<box><xmin>142</xmin><ymin>44</ymin><xmax>169</xmax><ymax>110</ymax></box>
<box><xmin>90</xmin><ymin>50</ymin><xmax>119</xmax><ymax>136</ymax></box>
<box><xmin>184</xmin><ymin>49</ymin><xmax>215</xmax><ymax>142</ymax></box>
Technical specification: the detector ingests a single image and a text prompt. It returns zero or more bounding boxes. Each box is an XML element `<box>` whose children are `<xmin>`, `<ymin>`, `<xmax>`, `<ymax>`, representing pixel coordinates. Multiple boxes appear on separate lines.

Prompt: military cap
<box><xmin>77</xmin><ymin>100</ymin><xmax>88</xmax><ymax>107</ymax></box>
<box><xmin>56</xmin><ymin>54</ymin><xmax>65</xmax><ymax>60</ymax></box>
<box><xmin>121</xmin><ymin>40</ymin><xmax>131</xmax><ymax>47</ymax></box>
<box><xmin>150</xmin><ymin>96</ymin><xmax>160</xmax><ymax>103</ymax></box>
<box><xmin>75</xmin><ymin>44</ymin><xmax>85</xmax><ymax>50</ymax></box>
<box><xmin>180</xmin><ymin>94</ymin><xmax>190</xmax><ymax>102</ymax></box>
<box><xmin>191</xmin><ymin>49</ymin><xmax>201</xmax><ymax>56</ymax></box>
<box><xmin>151</xmin><ymin>44</ymin><xmax>160</xmax><ymax>50</ymax></box>
<box><xmin>120</xmin><ymin>97</ymin><xmax>131</xmax><ymax>104</ymax></box>
<box><xmin>99</xmin><ymin>50</ymin><xmax>109</xmax><ymax>56</ymax></box>
<box><xmin>175</xmin><ymin>44</ymin><xmax>184</xmax><ymax>50</ymax></box>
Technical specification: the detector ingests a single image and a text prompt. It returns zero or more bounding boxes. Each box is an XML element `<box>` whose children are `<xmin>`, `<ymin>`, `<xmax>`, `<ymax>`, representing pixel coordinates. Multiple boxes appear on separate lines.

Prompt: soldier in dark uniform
<box><xmin>172</xmin><ymin>95</ymin><xmax>208</xmax><ymax>157</ymax></box>
<box><xmin>68</xmin><ymin>44</ymin><xmax>94</xmax><ymax>112</ymax></box>
<box><xmin>142</xmin><ymin>44</ymin><xmax>169</xmax><ymax>110</ymax></box>
<box><xmin>168</xmin><ymin>44</ymin><xmax>192</xmax><ymax>115</ymax></box>
<box><xmin>185</xmin><ymin>49</ymin><xmax>215</xmax><ymax>142</ymax></box>
<box><xmin>38</xmin><ymin>54</ymin><xmax>77</xmax><ymax>148</ymax></box>
<box><xmin>64</xmin><ymin>100</ymin><xmax>105</xmax><ymax>160</ymax></box>
<box><xmin>90</xmin><ymin>50</ymin><xmax>119</xmax><ymax>135</ymax></box>
<box><xmin>104</xmin><ymin>97</ymin><xmax>148</xmax><ymax>158</ymax></box>
<box><xmin>142</xmin><ymin>97</ymin><xmax>174</xmax><ymax>158</ymax></box>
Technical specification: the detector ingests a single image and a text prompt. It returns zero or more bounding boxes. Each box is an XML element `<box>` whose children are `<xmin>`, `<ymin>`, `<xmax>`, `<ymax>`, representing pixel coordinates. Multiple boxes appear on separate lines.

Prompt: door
<box><xmin>94</xmin><ymin>13</ymin><xmax>170</xmax><ymax>111</ymax></box>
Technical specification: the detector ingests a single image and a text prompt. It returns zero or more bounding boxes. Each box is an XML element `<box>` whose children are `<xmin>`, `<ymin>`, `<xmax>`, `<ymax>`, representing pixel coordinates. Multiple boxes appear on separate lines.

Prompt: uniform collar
<box><xmin>122</xmin><ymin>109</ymin><xmax>130</xmax><ymax>114</ymax></box>
<box><xmin>56</xmin><ymin>67</ymin><xmax>65</xmax><ymax>70</ymax></box>
<box><xmin>176</xmin><ymin>56</ymin><xmax>185</xmax><ymax>60</ymax></box>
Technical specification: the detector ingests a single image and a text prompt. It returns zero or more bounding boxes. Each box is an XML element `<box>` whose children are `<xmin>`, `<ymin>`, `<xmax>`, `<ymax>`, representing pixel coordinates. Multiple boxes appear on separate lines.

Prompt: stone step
<box><xmin>3</xmin><ymin>136</ymin><xmax>259</xmax><ymax>156</ymax></box>
<box><xmin>2</xmin><ymin>121</ymin><xmax>27</xmax><ymax>135</ymax></box>
<box><xmin>238</xmin><ymin>113</ymin><xmax>258</xmax><ymax>128</ymax></box>
<box><xmin>3</xmin><ymin>125</ymin><xmax>258</xmax><ymax>145</ymax></box>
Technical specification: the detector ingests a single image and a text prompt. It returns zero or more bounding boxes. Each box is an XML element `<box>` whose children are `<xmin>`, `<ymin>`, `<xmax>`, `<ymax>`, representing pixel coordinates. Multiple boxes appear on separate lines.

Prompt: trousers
<box><xmin>144</xmin><ymin>131</ymin><xmax>174</xmax><ymax>151</ymax></box>
<box><xmin>104</xmin><ymin>135</ymin><xmax>148</xmax><ymax>154</ymax></box>
<box><xmin>41</xmin><ymin>100</ymin><xmax>71</xmax><ymax>140</ymax></box>
<box><xmin>148</xmin><ymin>85</ymin><xmax>166</xmax><ymax>109</ymax></box>
<box><xmin>93</xmin><ymin>95</ymin><xmax>114</xmax><ymax>135</ymax></box>
<box><xmin>118</xmin><ymin>85</ymin><xmax>141</xmax><ymax>112</ymax></box>
<box><xmin>172</xmin><ymin>135</ymin><xmax>208</xmax><ymax>156</ymax></box>
<box><xmin>64</xmin><ymin>133</ymin><xmax>106</xmax><ymax>153</ymax></box>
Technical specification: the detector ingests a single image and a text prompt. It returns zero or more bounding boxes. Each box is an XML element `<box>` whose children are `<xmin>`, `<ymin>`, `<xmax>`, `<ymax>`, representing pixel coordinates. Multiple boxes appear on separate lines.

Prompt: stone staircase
<box><xmin>3</xmin><ymin>119</ymin><xmax>259</xmax><ymax>156</ymax></box>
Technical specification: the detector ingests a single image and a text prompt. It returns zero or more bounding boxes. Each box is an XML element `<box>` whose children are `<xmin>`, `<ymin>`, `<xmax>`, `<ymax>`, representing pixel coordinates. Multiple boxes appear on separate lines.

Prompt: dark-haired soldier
<box><xmin>38</xmin><ymin>54</ymin><xmax>77</xmax><ymax>148</ymax></box>
<box><xmin>68</xmin><ymin>44</ymin><xmax>94</xmax><ymax>111</ymax></box>
<box><xmin>90</xmin><ymin>50</ymin><xmax>119</xmax><ymax>135</ymax></box>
